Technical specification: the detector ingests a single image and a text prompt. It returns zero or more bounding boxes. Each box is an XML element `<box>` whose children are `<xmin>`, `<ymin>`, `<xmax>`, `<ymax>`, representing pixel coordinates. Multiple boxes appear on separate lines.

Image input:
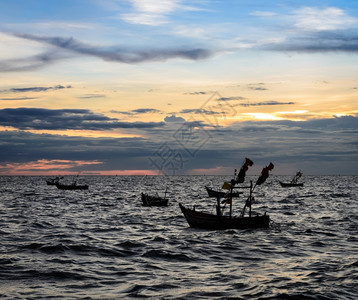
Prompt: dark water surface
<box><xmin>0</xmin><ymin>175</ymin><xmax>357</xmax><ymax>299</ymax></box>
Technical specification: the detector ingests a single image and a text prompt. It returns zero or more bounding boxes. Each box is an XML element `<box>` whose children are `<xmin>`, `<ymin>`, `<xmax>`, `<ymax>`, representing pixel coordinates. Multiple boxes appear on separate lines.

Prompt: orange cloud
<box><xmin>0</xmin><ymin>159</ymin><xmax>162</xmax><ymax>176</ymax></box>
<box><xmin>0</xmin><ymin>159</ymin><xmax>103</xmax><ymax>175</ymax></box>
<box><xmin>187</xmin><ymin>166</ymin><xmax>235</xmax><ymax>175</ymax></box>
<box><xmin>81</xmin><ymin>170</ymin><xmax>159</xmax><ymax>176</ymax></box>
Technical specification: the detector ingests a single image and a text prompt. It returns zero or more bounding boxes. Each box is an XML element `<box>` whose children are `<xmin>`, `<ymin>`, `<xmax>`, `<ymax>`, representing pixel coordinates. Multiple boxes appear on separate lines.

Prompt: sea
<box><xmin>0</xmin><ymin>175</ymin><xmax>357</xmax><ymax>299</ymax></box>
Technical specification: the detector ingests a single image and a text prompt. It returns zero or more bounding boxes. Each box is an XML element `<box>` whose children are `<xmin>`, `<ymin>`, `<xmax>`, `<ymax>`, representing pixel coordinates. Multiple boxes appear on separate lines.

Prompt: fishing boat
<box><xmin>205</xmin><ymin>186</ymin><xmax>242</xmax><ymax>198</ymax></box>
<box><xmin>179</xmin><ymin>202</ymin><xmax>269</xmax><ymax>230</ymax></box>
<box><xmin>56</xmin><ymin>182</ymin><xmax>89</xmax><ymax>190</ymax></box>
<box><xmin>279</xmin><ymin>181</ymin><xmax>303</xmax><ymax>187</ymax></box>
<box><xmin>279</xmin><ymin>171</ymin><xmax>304</xmax><ymax>187</ymax></box>
<box><xmin>46</xmin><ymin>176</ymin><xmax>63</xmax><ymax>185</ymax></box>
<box><xmin>179</xmin><ymin>160</ymin><xmax>274</xmax><ymax>230</ymax></box>
<box><xmin>55</xmin><ymin>174</ymin><xmax>89</xmax><ymax>190</ymax></box>
<box><xmin>141</xmin><ymin>193</ymin><xmax>168</xmax><ymax>206</ymax></box>
<box><xmin>141</xmin><ymin>188</ymin><xmax>168</xmax><ymax>206</ymax></box>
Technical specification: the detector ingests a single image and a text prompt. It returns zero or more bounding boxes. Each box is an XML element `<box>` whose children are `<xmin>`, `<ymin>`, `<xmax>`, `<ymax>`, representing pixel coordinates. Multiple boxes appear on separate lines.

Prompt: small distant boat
<box><xmin>55</xmin><ymin>182</ymin><xmax>89</xmax><ymax>190</ymax></box>
<box><xmin>279</xmin><ymin>181</ymin><xmax>304</xmax><ymax>187</ymax></box>
<box><xmin>56</xmin><ymin>183</ymin><xmax>89</xmax><ymax>190</ymax></box>
<box><xmin>141</xmin><ymin>192</ymin><xmax>168</xmax><ymax>206</ymax></box>
<box><xmin>46</xmin><ymin>176</ymin><xmax>63</xmax><ymax>185</ymax></box>
<box><xmin>141</xmin><ymin>188</ymin><xmax>168</xmax><ymax>206</ymax></box>
<box><xmin>55</xmin><ymin>174</ymin><xmax>89</xmax><ymax>190</ymax></box>
<box><xmin>205</xmin><ymin>186</ymin><xmax>242</xmax><ymax>198</ymax></box>
<box><xmin>279</xmin><ymin>171</ymin><xmax>304</xmax><ymax>188</ymax></box>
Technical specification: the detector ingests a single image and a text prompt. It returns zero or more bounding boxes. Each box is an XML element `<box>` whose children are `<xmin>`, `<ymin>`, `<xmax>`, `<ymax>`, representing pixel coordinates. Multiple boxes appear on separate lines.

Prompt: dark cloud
<box><xmin>0</xmin><ymin>130</ymin><xmax>155</xmax><ymax>170</ymax></box>
<box><xmin>249</xmin><ymin>87</ymin><xmax>268</xmax><ymax>91</ymax></box>
<box><xmin>239</xmin><ymin>101</ymin><xmax>295</xmax><ymax>107</ymax></box>
<box><xmin>266</xmin><ymin>31</ymin><xmax>358</xmax><ymax>52</ymax></box>
<box><xmin>302</xmin><ymin>115</ymin><xmax>358</xmax><ymax>131</ymax></box>
<box><xmin>0</xmin><ymin>51</ymin><xmax>68</xmax><ymax>72</ymax></box>
<box><xmin>78</xmin><ymin>94</ymin><xmax>106</xmax><ymax>99</ymax></box>
<box><xmin>234</xmin><ymin>115</ymin><xmax>358</xmax><ymax>132</ymax></box>
<box><xmin>218</xmin><ymin>96</ymin><xmax>246</xmax><ymax>101</ymax></box>
<box><xmin>13</xmin><ymin>33</ymin><xmax>213</xmax><ymax>64</ymax></box>
<box><xmin>0</xmin><ymin>97</ymin><xmax>38</xmax><ymax>101</ymax></box>
<box><xmin>248</xmin><ymin>83</ymin><xmax>268</xmax><ymax>91</ymax></box>
<box><xmin>0</xmin><ymin>107</ymin><xmax>165</xmax><ymax>130</ymax></box>
<box><xmin>1</xmin><ymin>85</ymin><xmax>72</xmax><ymax>93</ymax></box>
<box><xmin>111</xmin><ymin>108</ymin><xmax>161</xmax><ymax>115</ymax></box>
<box><xmin>132</xmin><ymin>108</ymin><xmax>160</xmax><ymax>114</ymax></box>
<box><xmin>0</xmin><ymin>33</ymin><xmax>214</xmax><ymax>72</ymax></box>
<box><xmin>184</xmin><ymin>91</ymin><xmax>207</xmax><ymax>95</ymax></box>
<box><xmin>0</xmin><ymin>115</ymin><xmax>357</xmax><ymax>174</ymax></box>
<box><xmin>2</xmin><ymin>29</ymin><xmax>358</xmax><ymax>73</ymax></box>
<box><xmin>9</xmin><ymin>85</ymin><xmax>71</xmax><ymax>93</ymax></box>
<box><xmin>180</xmin><ymin>108</ymin><xmax>221</xmax><ymax>115</ymax></box>
<box><xmin>164</xmin><ymin>114</ymin><xmax>186</xmax><ymax>123</ymax></box>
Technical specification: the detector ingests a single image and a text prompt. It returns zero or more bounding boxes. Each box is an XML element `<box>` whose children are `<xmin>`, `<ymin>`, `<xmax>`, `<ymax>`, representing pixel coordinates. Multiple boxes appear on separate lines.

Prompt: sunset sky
<box><xmin>0</xmin><ymin>0</ymin><xmax>357</xmax><ymax>175</ymax></box>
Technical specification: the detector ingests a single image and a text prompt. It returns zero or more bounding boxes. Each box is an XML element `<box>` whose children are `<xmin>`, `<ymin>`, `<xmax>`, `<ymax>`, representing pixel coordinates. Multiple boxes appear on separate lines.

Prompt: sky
<box><xmin>0</xmin><ymin>0</ymin><xmax>357</xmax><ymax>176</ymax></box>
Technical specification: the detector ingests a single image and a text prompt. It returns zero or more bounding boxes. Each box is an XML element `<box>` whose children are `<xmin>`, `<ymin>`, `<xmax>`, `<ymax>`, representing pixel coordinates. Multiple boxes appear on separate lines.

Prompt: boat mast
<box><xmin>249</xmin><ymin>181</ymin><xmax>253</xmax><ymax>217</ymax></box>
<box><xmin>229</xmin><ymin>183</ymin><xmax>233</xmax><ymax>217</ymax></box>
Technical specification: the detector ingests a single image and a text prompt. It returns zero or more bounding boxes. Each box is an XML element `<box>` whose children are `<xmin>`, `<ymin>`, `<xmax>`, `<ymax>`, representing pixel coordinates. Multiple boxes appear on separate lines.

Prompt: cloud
<box><xmin>267</xmin><ymin>31</ymin><xmax>358</xmax><ymax>52</ymax></box>
<box><xmin>78</xmin><ymin>94</ymin><xmax>106</xmax><ymax>99</ymax></box>
<box><xmin>0</xmin><ymin>159</ymin><xmax>102</xmax><ymax>174</ymax></box>
<box><xmin>0</xmin><ymin>130</ymin><xmax>156</xmax><ymax>172</ymax></box>
<box><xmin>120</xmin><ymin>0</ymin><xmax>190</xmax><ymax>26</ymax></box>
<box><xmin>248</xmin><ymin>83</ymin><xmax>268</xmax><ymax>91</ymax></box>
<box><xmin>1</xmin><ymin>85</ymin><xmax>72</xmax><ymax>93</ymax></box>
<box><xmin>293</xmin><ymin>7</ymin><xmax>356</xmax><ymax>31</ymax></box>
<box><xmin>218</xmin><ymin>96</ymin><xmax>246</xmax><ymax>101</ymax></box>
<box><xmin>132</xmin><ymin>108</ymin><xmax>160</xmax><ymax>114</ymax></box>
<box><xmin>0</xmin><ymin>107</ymin><xmax>165</xmax><ymax>130</ymax></box>
<box><xmin>0</xmin><ymin>115</ymin><xmax>357</xmax><ymax>175</ymax></box>
<box><xmin>111</xmin><ymin>108</ymin><xmax>161</xmax><ymax>115</ymax></box>
<box><xmin>12</xmin><ymin>33</ymin><xmax>213</xmax><ymax>65</ymax></box>
<box><xmin>164</xmin><ymin>114</ymin><xmax>186</xmax><ymax>123</ymax></box>
<box><xmin>180</xmin><ymin>108</ymin><xmax>221</xmax><ymax>115</ymax></box>
<box><xmin>251</xmin><ymin>6</ymin><xmax>358</xmax><ymax>53</ymax></box>
<box><xmin>239</xmin><ymin>101</ymin><xmax>295</xmax><ymax>107</ymax></box>
<box><xmin>0</xmin><ymin>97</ymin><xmax>38</xmax><ymax>101</ymax></box>
<box><xmin>0</xmin><ymin>51</ymin><xmax>68</xmax><ymax>72</ymax></box>
<box><xmin>184</xmin><ymin>91</ymin><xmax>207</xmax><ymax>95</ymax></box>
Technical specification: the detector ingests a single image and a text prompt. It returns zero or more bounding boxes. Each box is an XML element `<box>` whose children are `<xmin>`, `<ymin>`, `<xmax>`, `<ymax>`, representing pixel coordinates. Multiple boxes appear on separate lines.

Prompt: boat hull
<box><xmin>279</xmin><ymin>181</ymin><xmax>304</xmax><ymax>187</ymax></box>
<box><xmin>179</xmin><ymin>203</ymin><xmax>269</xmax><ymax>230</ymax></box>
<box><xmin>205</xmin><ymin>186</ymin><xmax>242</xmax><ymax>198</ymax></box>
<box><xmin>56</xmin><ymin>184</ymin><xmax>89</xmax><ymax>190</ymax></box>
<box><xmin>141</xmin><ymin>193</ymin><xmax>168</xmax><ymax>206</ymax></box>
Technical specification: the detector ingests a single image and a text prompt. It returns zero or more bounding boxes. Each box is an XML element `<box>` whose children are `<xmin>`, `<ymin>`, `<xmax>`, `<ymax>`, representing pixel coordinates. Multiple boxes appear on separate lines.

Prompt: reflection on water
<box><xmin>0</xmin><ymin>175</ymin><xmax>357</xmax><ymax>299</ymax></box>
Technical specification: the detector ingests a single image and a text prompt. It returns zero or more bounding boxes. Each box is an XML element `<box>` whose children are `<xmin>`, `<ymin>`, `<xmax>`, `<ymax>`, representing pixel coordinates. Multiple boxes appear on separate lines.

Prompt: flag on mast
<box><xmin>236</xmin><ymin>158</ymin><xmax>254</xmax><ymax>183</ymax></box>
<box><xmin>256</xmin><ymin>162</ymin><xmax>274</xmax><ymax>185</ymax></box>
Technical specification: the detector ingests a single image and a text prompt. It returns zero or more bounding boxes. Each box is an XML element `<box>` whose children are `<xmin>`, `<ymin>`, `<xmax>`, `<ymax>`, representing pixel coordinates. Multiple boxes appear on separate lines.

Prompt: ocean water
<box><xmin>0</xmin><ymin>175</ymin><xmax>357</xmax><ymax>299</ymax></box>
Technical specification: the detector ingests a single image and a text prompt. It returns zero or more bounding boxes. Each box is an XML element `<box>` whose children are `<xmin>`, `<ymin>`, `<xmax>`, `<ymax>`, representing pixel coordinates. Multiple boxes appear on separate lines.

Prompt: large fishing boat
<box><xmin>179</xmin><ymin>159</ymin><xmax>273</xmax><ymax>230</ymax></box>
